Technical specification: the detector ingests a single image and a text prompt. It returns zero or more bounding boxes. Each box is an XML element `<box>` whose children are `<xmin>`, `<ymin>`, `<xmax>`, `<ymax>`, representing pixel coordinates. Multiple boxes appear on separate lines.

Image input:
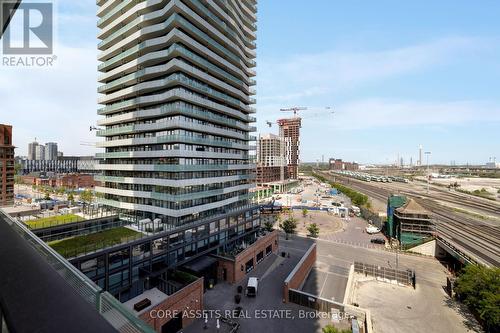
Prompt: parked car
<box><xmin>370</xmin><ymin>238</ymin><xmax>385</xmax><ymax>244</ymax></box>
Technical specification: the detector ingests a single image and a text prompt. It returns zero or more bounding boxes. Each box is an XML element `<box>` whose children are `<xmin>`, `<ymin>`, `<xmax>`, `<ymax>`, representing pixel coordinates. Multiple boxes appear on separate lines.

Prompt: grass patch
<box><xmin>26</xmin><ymin>214</ymin><xmax>85</xmax><ymax>229</ymax></box>
<box><xmin>452</xmin><ymin>207</ymin><xmax>488</xmax><ymax>220</ymax></box>
<box><xmin>456</xmin><ymin>188</ymin><xmax>496</xmax><ymax>201</ymax></box>
<box><xmin>49</xmin><ymin>227</ymin><xmax>140</xmax><ymax>257</ymax></box>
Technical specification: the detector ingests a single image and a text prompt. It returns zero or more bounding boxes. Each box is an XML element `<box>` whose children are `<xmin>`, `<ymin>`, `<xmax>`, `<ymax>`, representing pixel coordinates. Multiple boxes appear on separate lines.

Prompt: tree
<box><xmin>302</xmin><ymin>208</ymin><xmax>308</xmax><ymax>218</ymax></box>
<box><xmin>80</xmin><ymin>190</ymin><xmax>94</xmax><ymax>203</ymax></box>
<box><xmin>454</xmin><ymin>265</ymin><xmax>500</xmax><ymax>331</ymax></box>
<box><xmin>280</xmin><ymin>217</ymin><xmax>297</xmax><ymax>240</ymax></box>
<box><xmin>14</xmin><ymin>163</ymin><xmax>22</xmax><ymax>175</ymax></box>
<box><xmin>263</xmin><ymin>219</ymin><xmax>274</xmax><ymax>232</ymax></box>
<box><xmin>307</xmin><ymin>223</ymin><xmax>320</xmax><ymax>238</ymax></box>
<box><xmin>44</xmin><ymin>191</ymin><xmax>51</xmax><ymax>200</ymax></box>
<box><xmin>67</xmin><ymin>193</ymin><xmax>75</xmax><ymax>205</ymax></box>
<box><xmin>322</xmin><ymin>325</ymin><xmax>351</xmax><ymax>333</ymax></box>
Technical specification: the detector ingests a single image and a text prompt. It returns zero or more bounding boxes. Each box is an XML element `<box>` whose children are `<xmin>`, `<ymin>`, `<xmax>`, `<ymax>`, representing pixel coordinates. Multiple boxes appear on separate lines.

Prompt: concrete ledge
<box><xmin>283</xmin><ymin>243</ymin><xmax>316</xmax><ymax>302</ymax></box>
<box><xmin>343</xmin><ymin>264</ymin><xmax>355</xmax><ymax>304</ymax></box>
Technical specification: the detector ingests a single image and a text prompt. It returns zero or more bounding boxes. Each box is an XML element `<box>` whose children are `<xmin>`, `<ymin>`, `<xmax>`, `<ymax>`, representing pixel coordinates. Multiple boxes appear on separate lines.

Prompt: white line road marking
<box><xmin>319</xmin><ymin>273</ymin><xmax>329</xmax><ymax>297</ymax></box>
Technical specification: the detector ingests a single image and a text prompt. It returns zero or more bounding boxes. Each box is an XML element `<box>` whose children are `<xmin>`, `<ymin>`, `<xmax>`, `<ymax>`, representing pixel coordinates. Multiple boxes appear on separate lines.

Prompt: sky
<box><xmin>1</xmin><ymin>0</ymin><xmax>499</xmax><ymax>165</ymax></box>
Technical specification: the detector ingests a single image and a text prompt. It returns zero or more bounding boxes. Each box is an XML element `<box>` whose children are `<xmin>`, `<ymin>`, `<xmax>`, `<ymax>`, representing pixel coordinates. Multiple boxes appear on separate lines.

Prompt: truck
<box><xmin>246</xmin><ymin>277</ymin><xmax>259</xmax><ymax>296</ymax></box>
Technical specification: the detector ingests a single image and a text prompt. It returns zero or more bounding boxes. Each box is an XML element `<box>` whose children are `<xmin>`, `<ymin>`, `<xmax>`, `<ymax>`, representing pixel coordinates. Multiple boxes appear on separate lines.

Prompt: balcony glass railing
<box><xmin>188</xmin><ymin>0</ymin><xmax>256</xmax><ymax>47</ymax></box>
<box><xmin>100</xmin><ymin>134</ymin><xmax>250</xmax><ymax>150</ymax></box>
<box><xmin>96</xmin><ymin>149</ymin><xmax>248</xmax><ymax>159</ymax></box>
<box><xmin>100</xmin><ymin>70</ymin><xmax>249</xmax><ymax>109</ymax></box>
<box><xmin>99</xmin><ymin>43</ymin><xmax>247</xmax><ymax>91</ymax></box>
<box><xmin>96</xmin><ymin>163</ymin><xmax>255</xmax><ymax>172</ymax></box>
<box><xmin>97</xmin><ymin>0</ymin><xmax>142</xmax><ymax>27</ymax></box>
<box><xmin>99</xmin><ymin>102</ymin><xmax>253</xmax><ymax>129</ymax></box>
<box><xmin>0</xmin><ymin>210</ymin><xmax>155</xmax><ymax>333</ymax></box>
<box><xmin>99</xmin><ymin>13</ymin><xmax>254</xmax><ymax>72</ymax></box>
<box><xmin>95</xmin><ymin>174</ymin><xmax>253</xmax><ymax>184</ymax></box>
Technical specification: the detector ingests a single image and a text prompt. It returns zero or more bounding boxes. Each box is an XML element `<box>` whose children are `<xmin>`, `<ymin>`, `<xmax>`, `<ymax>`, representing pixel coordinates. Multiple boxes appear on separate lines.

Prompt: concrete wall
<box><xmin>408</xmin><ymin>239</ymin><xmax>437</xmax><ymax>256</ymax></box>
<box><xmin>217</xmin><ymin>230</ymin><xmax>279</xmax><ymax>284</ymax></box>
<box><xmin>139</xmin><ymin>277</ymin><xmax>204</xmax><ymax>333</ymax></box>
<box><xmin>283</xmin><ymin>243</ymin><xmax>317</xmax><ymax>302</ymax></box>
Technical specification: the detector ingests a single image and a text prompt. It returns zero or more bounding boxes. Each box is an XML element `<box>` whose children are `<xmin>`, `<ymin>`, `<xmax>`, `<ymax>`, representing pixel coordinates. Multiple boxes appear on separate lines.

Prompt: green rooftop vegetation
<box><xmin>48</xmin><ymin>227</ymin><xmax>141</xmax><ymax>258</ymax></box>
<box><xmin>26</xmin><ymin>214</ymin><xmax>85</xmax><ymax>229</ymax></box>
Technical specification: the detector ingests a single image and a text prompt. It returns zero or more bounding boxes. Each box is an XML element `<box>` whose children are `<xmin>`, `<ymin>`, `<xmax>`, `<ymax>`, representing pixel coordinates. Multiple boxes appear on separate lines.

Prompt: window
<box><xmin>185</xmin><ymin>244</ymin><xmax>196</xmax><ymax>258</ymax></box>
<box><xmin>266</xmin><ymin>245</ymin><xmax>272</xmax><ymax>256</ymax></box>
<box><xmin>152</xmin><ymin>237</ymin><xmax>168</xmax><ymax>255</ymax></box>
<box><xmin>245</xmin><ymin>259</ymin><xmax>254</xmax><ymax>273</ymax></box>
<box><xmin>169</xmin><ymin>232</ymin><xmax>183</xmax><ymax>248</ymax></box>
<box><xmin>80</xmin><ymin>256</ymin><xmax>105</xmax><ymax>278</ymax></box>
<box><xmin>209</xmin><ymin>221</ymin><xmax>218</xmax><ymax>234</ymax></box>
<box><xmin>132</xmin><ymin>242</ymin><xmax>151</xmax><ymax>262</ymax></box>
<box><xmin>257</xmin><ymin>251</ymin><xmax>264</xmax><ymax>263</ymax></box>
<box><xmin>198</xmin><ymin>238</ymin><xmax>208</xmax><ymax>252</ymax></box>
<box><xmin>109</xmin><ymin>249</ymin><xmax>129</xmax><ymax>270</ymax></box>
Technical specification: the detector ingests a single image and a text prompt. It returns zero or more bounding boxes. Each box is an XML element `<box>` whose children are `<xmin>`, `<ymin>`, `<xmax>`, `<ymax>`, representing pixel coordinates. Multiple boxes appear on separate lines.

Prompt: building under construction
<box><xmin>0</xmin><ymin>124</ymin><xmax>15</xmax><ymax>207</ymax></box>
<box><xmin>277</xmin><ymin>118</ymin><xmax>301</xmax><ymax>179</ymax></box>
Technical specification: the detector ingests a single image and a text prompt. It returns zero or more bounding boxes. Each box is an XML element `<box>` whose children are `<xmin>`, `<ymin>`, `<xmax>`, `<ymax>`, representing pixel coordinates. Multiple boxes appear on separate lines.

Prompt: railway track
<box><xmin>316</xmin><ymin>171</ymin><xmax>500</xmax><ymax>266</ymax></box>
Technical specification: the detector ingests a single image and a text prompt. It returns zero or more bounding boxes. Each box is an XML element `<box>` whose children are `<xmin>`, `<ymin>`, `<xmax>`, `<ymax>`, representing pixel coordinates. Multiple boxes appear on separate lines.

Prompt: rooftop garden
<box><xmin>26</xmin><ymin>214</ymin><xmax>85</xmax><ymax>229</ymax></box>
<box><xmin>48</xmin><ymin>227</ymin><xmax>141</xmax><ymax>258</ymax></box>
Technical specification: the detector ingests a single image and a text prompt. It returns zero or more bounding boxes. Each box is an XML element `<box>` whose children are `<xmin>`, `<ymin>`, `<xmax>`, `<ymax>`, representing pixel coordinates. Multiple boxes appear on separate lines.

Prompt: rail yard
<box><xmin>316</xmin><ymin>170</ymin><xmax>500</xmax><ymax>267</ymax></box>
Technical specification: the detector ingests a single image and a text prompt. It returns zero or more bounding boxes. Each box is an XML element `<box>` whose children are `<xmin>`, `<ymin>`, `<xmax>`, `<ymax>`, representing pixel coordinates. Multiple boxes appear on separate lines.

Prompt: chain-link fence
<box><xmin>354</xmin><ymin>261</ymin><xmax>415</xmax><ymax>287</ymax></box>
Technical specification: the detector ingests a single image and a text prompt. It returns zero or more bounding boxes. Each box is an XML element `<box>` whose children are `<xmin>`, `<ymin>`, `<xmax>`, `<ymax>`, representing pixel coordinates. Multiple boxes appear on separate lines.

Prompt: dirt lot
<box><xmin>290</xmin><ymin>210</ymin><xmax>344</xmax><ymax>236</ymax></box>
<box><xmin>420</xmin><ymin>176</ymin><xmax>500</xmax><ymax>199</ymax></box>
<box><xmin>352</xmin><ymin>277</ymin><xmax>480</xmax><ymax>333</ymax></box>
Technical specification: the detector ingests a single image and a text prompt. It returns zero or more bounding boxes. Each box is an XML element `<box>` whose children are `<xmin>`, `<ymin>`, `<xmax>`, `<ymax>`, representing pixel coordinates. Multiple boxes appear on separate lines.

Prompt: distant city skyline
<box><xmin>1</xmin><ymin>0</ymin><xmax>499</xmax><ymax>164</ymax></box>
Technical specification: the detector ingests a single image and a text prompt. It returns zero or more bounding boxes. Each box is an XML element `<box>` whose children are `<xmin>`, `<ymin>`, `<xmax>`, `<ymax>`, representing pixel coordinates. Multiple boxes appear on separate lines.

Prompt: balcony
<box><xmin>0</xmin><ymin>209</ymin><xmax>155</xmax><ymax>332</ymax></box>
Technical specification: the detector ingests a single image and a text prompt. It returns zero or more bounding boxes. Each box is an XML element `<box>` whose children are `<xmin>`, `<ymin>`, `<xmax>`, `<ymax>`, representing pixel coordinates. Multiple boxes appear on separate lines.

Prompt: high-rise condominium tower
<box><xmin>45</xmin><ymin>142</ymin><xmax>58</xmax><ymax>160</ymax></box>
<box><xmin>95</xmin><ymin>0</ymin><xmax>257</xmax><ymax>230</ymax></box>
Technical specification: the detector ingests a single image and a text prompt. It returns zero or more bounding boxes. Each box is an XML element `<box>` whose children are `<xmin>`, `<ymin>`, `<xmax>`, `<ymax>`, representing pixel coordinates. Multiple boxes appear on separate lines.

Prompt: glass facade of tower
<box><xmin>95</xmin><ymin>0</ymin><xmax>257</xmax><ymax>230</ymax></box>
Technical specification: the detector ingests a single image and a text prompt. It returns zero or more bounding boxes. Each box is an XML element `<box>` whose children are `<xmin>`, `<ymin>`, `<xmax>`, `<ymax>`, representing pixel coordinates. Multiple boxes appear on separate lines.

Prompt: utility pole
<box><xmin>425</xmin><ymin>151</ymin><xmax>431</xmax><ymax>194</ymax></box>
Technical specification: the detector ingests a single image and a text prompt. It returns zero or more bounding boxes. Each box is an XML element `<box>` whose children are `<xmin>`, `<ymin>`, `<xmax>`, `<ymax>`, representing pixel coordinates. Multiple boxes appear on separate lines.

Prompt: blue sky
<box><xmin>1</xmin><ymin>0</ymin><xmax>499</xmax><ymax>164</ymax></box>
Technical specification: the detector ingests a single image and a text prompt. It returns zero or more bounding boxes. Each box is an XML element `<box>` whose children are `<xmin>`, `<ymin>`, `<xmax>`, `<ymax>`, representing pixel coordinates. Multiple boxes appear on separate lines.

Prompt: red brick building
<box><xmin>20</xmin><ymin>173</ymin><xmax>100</xmax><ymax>189</ymax></box>
<box><xmin>0</xmin><ymin>124</ymin><xmax>15</xmax><ymax>207</ymax></box>
<box><xmin>256</xmin><ymin>165</ymin><xmax>289</xmax><ymax>183</ymax></box>
<box><xmin>216</xmin><ymin>230</ymin><xmax>279</xmax><ymax>284</ymax></box>
<box><xmin>329</xmin><ymin>158</ymin><xmax>359</xmax><ymax>171</ymax></box>
<box><xmin>136</xmin><ymin>278</ymin><xmax>204</xmax><ymax>333</ymax></box>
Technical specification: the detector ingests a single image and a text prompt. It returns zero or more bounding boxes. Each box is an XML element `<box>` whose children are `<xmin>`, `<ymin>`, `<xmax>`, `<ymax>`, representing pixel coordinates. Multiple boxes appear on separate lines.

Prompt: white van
<box><xmin>246</xmin><ymin>277</ymin><xmax>259</xmax><ymax>296</ymax></box>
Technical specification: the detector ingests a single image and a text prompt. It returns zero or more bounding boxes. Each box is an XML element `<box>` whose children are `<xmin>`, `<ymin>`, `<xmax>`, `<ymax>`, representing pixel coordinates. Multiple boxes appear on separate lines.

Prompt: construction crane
<box><xmin>280</xmin><ymin>106</ymin><xmax>308</xmax><ymax>117</ymax></box>
<box><xmin>266</xmin><ymin>106</ymin><xmax>333</xmax><ymax>127</ymax></box>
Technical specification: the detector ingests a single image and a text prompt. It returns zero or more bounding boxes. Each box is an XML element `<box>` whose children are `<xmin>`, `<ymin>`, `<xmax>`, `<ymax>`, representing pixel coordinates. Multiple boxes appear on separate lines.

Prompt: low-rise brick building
<box><xmin>216</xmin><ymin>230</ymin><xmax>279</xmax><ymax>284</ymax></box>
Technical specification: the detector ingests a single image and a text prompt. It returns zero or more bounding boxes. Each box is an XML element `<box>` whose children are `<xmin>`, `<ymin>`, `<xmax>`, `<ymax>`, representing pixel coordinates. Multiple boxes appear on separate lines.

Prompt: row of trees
<box><xmin>37</xmin><ymin>186</ymin><xmax>94</xmax><ymax>205</ymax></box>
<box><xmin>314</xmin><ymin>173</ymin><xmax>369</xmax><ymax>206</ymax></box>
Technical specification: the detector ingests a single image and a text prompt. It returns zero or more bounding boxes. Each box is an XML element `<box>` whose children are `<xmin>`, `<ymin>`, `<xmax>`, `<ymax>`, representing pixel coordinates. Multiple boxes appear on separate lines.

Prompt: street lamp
<box><xmin>425</xmin><ymin>151</ymin><xmax>431</xmax><ymax>194</ymax></box>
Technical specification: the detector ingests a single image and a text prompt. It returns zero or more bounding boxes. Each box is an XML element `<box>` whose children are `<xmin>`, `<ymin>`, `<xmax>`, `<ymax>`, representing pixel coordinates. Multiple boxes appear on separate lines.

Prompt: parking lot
<box><xmin>301</xmin><ymin>262</ymin><xmax>350</xmax><ymax>303</ymax></box>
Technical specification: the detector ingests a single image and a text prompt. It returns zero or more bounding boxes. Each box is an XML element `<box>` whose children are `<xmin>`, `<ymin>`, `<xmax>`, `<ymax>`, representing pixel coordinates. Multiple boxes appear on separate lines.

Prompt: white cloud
<box><xmin>256</xmin><ymin>36</ymin><xmax>490</xmax><ymax>103</ymax></box>
<box><xmin>0</xmin><ymin>44</ymin><xmax>98</xmax><ymax>156</ymax></box>
<box><xmin>307</xmin><ymin>99</ymin><xmax>500</xmax><ymax>130</ymax></box>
